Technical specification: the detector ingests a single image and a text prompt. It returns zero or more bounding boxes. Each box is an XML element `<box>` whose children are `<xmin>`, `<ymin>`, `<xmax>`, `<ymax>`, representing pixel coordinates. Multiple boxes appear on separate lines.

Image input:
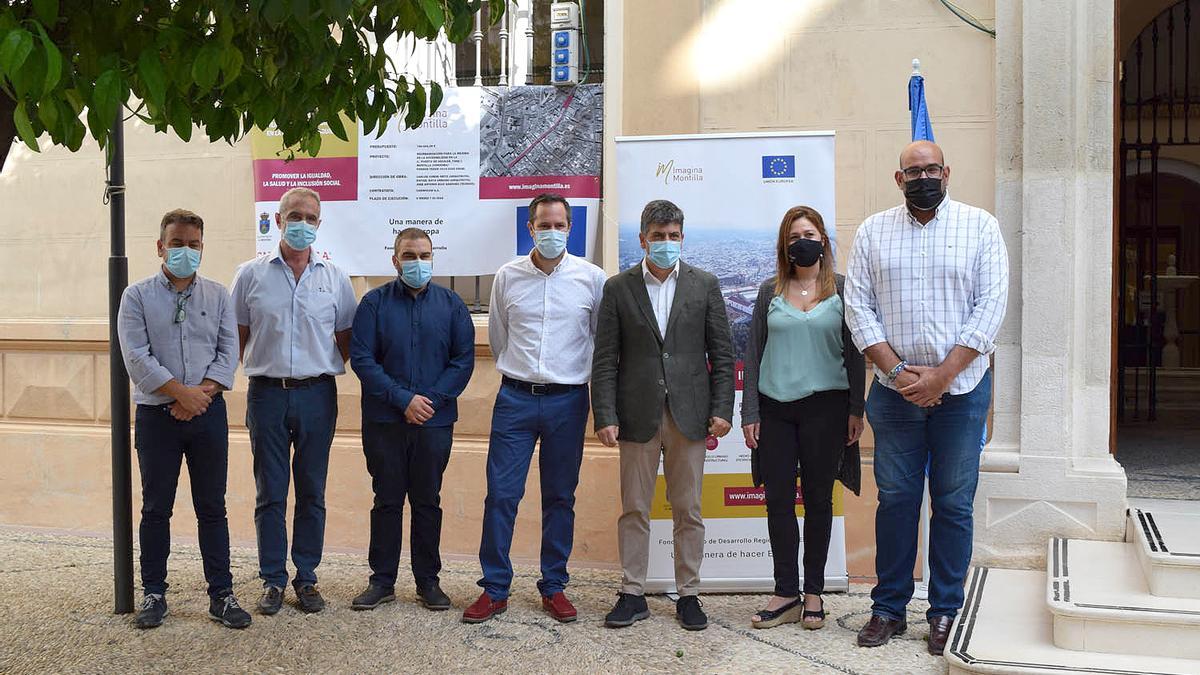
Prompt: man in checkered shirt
<box><xmin>844</xmin><ymin>140</ymin><xmax>1009</xmax><ymax>655</ymax></box>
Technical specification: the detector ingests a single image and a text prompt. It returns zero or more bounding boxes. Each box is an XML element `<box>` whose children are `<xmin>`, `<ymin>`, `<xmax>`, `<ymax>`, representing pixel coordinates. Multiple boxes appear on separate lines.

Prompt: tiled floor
<box><xmin>1115</xmin><ymin>420</ymin><xmax>1200</xmax><ymax>500</ymax></box>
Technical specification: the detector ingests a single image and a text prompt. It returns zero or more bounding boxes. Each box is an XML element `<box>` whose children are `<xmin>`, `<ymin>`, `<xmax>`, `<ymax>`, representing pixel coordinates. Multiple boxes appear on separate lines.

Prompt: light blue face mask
<box><xmin>164</xmin><ymin>246</ymin><xmax>201</xmax><ymax>278</ymax></box>
<box><xmin>283</xmin><ymin>220</ymin><xmax>318</xmax><ymax>250</ymax></box>
<box><xmin>400</xmin><ymin>259</ymin><xmax>433</xmax><ymax>289</ymax></box>
<box><xmin>647</xmin><ymin>241</ymin><xmax>681</xmax><ymax>269</ymax></box>
<box><xmin>533</xmin><ymin>229</ymin><xmax>568</xmax><ymax>259</ymax></box>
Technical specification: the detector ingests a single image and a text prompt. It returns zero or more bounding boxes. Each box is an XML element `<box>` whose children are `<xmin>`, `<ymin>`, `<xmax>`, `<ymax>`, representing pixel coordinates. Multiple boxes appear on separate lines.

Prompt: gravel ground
<box><xmin>0</xmin><ymin>527</ymin><xmax>946</xmax><ymax>674</ymax></box>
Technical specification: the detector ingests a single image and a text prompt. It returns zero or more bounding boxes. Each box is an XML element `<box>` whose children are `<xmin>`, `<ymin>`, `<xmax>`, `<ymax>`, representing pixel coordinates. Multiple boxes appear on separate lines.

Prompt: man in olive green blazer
<box><xmin>591</xmin><ymin>199</ymin><xmax>735</xmax><ymax>632</ymax></box>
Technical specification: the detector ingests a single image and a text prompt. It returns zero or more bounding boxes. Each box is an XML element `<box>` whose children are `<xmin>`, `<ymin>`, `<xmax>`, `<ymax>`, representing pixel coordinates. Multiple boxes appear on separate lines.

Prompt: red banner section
<box><xmin>723</xmin><ymin>486</ymin><xmax>804</xmax><ymax>507</ymax></box>
<box><xmin>479</xmin><ymin>175</ymin><xmax>601</xmax><ymax>200</ymax></box>
<box><xmin>253</xmin><ymin>157</ymin><xmax>358</xmax><ymax>203</ymax></box>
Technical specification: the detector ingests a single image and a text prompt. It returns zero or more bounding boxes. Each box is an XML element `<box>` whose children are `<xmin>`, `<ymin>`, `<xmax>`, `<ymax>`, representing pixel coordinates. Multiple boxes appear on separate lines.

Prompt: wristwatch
<box><xmin>885</xmin><ymin>360</ymin><xmax>908</xmax><ymax>383</ymax></box>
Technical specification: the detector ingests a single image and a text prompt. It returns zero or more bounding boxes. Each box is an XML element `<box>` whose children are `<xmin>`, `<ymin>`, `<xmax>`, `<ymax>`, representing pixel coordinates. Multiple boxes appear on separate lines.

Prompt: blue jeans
<box><xmin>246</xmin><ymin>377</ymin><xmax>337</xmax><ymax>590</ymax></box>
<box><xmin>867</xmin><ymin>369</ymin><xmax>991</xmax><ymax>621</ymax></box>
<box><xmin>135</xmin><ymin>396</ymin><xmax>232</xmax><ymax>599</ymax></box>
<box><xmin>477</xmin><ymin>382</ymin><xmax>589</xmax><ymax>600</ymax></box>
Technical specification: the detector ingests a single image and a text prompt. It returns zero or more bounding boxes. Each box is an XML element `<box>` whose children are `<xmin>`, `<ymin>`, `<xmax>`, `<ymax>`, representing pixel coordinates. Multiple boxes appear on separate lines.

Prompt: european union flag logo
<box><xmin>762</xmin><ymin>155</ymin><xmax>795</xmax><ymax>178</ymax></box>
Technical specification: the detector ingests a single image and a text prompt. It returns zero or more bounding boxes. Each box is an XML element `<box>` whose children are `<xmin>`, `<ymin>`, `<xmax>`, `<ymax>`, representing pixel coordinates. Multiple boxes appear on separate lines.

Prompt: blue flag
<box><xmin>909</xmin><ymin>73</ymin><xmax>935</xmax><ymax>142</ymax></box>
<box><xmin>761</xmin><ymin>155</ymin><xmax>795</xmax><ymax>178</ymax></box>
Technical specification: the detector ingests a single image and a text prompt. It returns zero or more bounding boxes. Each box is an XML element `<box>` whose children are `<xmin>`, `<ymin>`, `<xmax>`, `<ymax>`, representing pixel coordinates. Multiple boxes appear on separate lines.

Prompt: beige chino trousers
<box><xmin>617</xmin><ymin>408</ymin><xmax>706</xmax><ymax>596</ymax></box>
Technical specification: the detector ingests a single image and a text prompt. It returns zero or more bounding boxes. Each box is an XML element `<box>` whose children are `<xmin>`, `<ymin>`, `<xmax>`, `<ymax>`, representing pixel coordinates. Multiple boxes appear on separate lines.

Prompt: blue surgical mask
<box><xmin>647</xmin><ymin>241</ymin><xmax>681</xmax><ymax>269</ymax></box>
<box><xmin>164</xmin><ymin>246</ymin><xmax>201</xmax><ymax>278</ymax></box>
<box><xmin>533</xmin><ymin>229</ymin><xmax>568</xmax><ymax>259</ymax></box>
<box><xmin>283</xmin><ymin>220</ymin><xmax>318</xmax><ymax>250</ymax></box>
<box><xmin>400</xmin><ymin>260</ymin><xmax>433</xmax><ymax>289</ymax></box>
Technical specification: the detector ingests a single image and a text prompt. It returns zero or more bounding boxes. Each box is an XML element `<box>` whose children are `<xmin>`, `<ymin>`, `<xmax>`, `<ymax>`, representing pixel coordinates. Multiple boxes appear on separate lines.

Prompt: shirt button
<box><xmin>658</xmin><ymin>379</ymin><xmax>665</xmax><ymax>385</ymax></box>
<box><xmin>663</xmin><ymin>352</ymin><xmax>670</xmax><ymax>359</ymax></box>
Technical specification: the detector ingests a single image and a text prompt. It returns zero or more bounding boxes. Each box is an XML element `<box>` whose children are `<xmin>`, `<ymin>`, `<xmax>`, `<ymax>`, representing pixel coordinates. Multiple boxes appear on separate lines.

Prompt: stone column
<box><xmin>975</xmin><ymin>0</ymin><xmax>1128</xmax><ymax>568</ymax></box>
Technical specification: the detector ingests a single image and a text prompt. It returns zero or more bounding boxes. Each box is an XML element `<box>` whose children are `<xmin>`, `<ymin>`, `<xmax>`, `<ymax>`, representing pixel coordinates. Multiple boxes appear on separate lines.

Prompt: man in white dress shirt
<box><xmin>844</xmin><ymin>141</ymin><xmax>1008</xmax><ymax>654</ymax></box>
<box><xmin>463</xmin><ymin>193</ymin><xmax>607</xmax><ymax>625</ymax></box>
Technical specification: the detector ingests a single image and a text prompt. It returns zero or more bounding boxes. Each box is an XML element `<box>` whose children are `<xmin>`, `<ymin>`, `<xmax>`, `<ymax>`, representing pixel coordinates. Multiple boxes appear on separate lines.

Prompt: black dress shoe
<box><xmin>258</xmin><ymin>586</ymin><xmax>283</xmax><ymax>615</ymax></box>
<box><xmin>295</xmin><ymin>584</ymin><xmax>326</xmax><ymax>613</ymax></box>
<box><xmin>351</xmin><ymin>584</ymin><xmax>396</xmax><ymax>610</ymax></box>
<box><xmin>676</xmin><ymin>595</ymin><xmax>708</xmax><ymax>631</ymax></box>
<box><xmin>857</xmin><ymin>614</ymin><xmax>907</xmax><ymax>647</ymax></box>
<box><xmin>927</xmin><ymin>615</ymin><xmax>954</xmax><ymax>655</ymax></box>
<box><xmin>604</xmin><ymin>593</ymin><xmax>649</xmax><ymax>628</ymax></box>
<box><xmin>416</xmin><ymin>584</ymin><xmax>452</xmax><ymax>611</ymax></box>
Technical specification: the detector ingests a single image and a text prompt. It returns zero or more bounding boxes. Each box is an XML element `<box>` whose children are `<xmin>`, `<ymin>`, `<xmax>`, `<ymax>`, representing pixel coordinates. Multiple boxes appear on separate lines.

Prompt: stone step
<box><xmin>1130</xmin><ymin>509</ymin><xmax>1200</xmax><ymax>599</ymax></box>
<box><xmin>946</xmin><ymin>567</ymin><xmax>1200</xmax><ymax>674</ymax></box>
<box><xmin>1046</xmin><ymin>538</ymin><xmax>1200</xmax><ymax>660</ymax></box>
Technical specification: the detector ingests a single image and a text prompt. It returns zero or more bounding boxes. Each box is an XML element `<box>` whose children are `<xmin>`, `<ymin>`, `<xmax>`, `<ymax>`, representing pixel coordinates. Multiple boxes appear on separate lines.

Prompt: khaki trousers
<box><xmin>617</xmin><ymin>408</ymin><xmax>706</xmax><ymax>596</ymax></box>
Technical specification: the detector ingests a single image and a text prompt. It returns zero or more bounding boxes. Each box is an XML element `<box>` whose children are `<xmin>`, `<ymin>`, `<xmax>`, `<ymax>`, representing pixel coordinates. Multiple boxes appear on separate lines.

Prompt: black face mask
<box><xmin>787</xmin><ymin>238</ymin><xmax>823</xmax><ymax>267</ymax></box>
<box><xmin>904</xmin><ymin>176</ymin><xmax>946</xmax><ymax>211</ymax></box>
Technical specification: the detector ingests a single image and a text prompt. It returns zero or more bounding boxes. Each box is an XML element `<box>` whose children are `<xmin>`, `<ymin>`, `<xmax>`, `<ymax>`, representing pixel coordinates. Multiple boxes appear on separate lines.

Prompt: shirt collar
<box><xmin>905</xmin><ymin>196</ymin><xmax>951</xmax><ymax>228</ymax></box>
<box><xmin>641</xmin><ymin>258</ymin><xmax>679</xmax><ymax>283</ymax></box>
<box><xmin>525</xmin><ymin>251</ymin><xmax>570</xmax><ymax>276</ymax></box>
<box><xmin>270</xmin><ymin>246</ymin><xmax>325</xmax><ymax>267</ymax></box>
<box><xmin>157</xmin><ymin>267</ymin><xmax>196</xmax><ymax>293</ymax></box>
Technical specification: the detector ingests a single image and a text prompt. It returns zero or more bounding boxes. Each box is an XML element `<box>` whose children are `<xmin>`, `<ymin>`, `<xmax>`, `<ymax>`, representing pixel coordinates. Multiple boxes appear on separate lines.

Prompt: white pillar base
<box><xmin>973</xmin><ymin>454</ymin><xmax>1128</xmax><ymax>569</ymax></box>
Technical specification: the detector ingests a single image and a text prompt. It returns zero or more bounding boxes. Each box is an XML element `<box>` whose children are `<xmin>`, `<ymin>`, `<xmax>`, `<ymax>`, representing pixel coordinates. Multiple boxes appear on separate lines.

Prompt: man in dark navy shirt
<box><xmin>348</xmin><ymin>227</ymin><xmax>475</xmax><ymax>611</ymax></box>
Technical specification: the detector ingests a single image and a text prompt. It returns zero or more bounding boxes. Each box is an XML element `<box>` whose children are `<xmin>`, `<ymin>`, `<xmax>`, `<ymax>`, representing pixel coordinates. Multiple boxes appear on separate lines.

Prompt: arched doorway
<box><xmin>1116</xmin><ymin>0</ymin><xmax>1200</xmax><ymax>499</ymax></box>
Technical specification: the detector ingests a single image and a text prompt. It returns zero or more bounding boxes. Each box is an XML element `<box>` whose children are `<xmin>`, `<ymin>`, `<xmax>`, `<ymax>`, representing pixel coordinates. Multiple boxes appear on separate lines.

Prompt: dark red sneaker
<box><xmin>462</xmin><ymin>592</ymin><xmax>507</xmax><ymax>624</ymax></box>
<box><xmin>542</xmin><ymin>592</ymin><xmax>578</xmax><ymax>623</ymax></box>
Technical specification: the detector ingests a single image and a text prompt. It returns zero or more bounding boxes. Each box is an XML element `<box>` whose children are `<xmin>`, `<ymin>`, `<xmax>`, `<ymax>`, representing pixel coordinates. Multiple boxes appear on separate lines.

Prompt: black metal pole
<box><xmin>108</xmin><ymin>113</ymin><xmax>134</xmax><ymax>614</ymax></box>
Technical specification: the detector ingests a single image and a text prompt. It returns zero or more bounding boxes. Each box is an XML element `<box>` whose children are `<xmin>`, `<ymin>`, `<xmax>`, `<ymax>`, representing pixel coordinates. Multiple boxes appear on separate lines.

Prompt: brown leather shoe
<box><xmin>461</xmin><ymin>592</ymin><xmax>507</xmax><ymax>624</ymax></box>
<box><xmin>927</xmin><ymin>615</ymin><xmax>954</xmax><ymax>655</ymax></box>
<box><xmin>541</xmin><ymin>592</ymin><xmax>578</xmax><ymax>623</ymax></box>
<box><xmin>856</xmin><ymin>614</ymin><xmax>907</xmax><ymax>647</ymax></box>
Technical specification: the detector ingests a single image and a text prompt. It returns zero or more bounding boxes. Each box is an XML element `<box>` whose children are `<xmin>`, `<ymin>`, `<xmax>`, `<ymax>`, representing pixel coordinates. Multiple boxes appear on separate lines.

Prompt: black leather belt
<box><xmin>502</xmin><ymin>376</ymin><xmax>584</xmax><ymax>396</ymax></box>
<box><xmin>251</xmin><ymin>374</ymin><xmax>334</xmax><ymax>389</ymax></box>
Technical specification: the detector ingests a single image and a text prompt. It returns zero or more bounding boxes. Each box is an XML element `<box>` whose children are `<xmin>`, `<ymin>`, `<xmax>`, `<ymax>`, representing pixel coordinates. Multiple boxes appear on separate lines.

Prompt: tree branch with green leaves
<box><xmin>0</xmin><ymin>0</ymin><xmax>504</xmax><ymax>169</ymax></box>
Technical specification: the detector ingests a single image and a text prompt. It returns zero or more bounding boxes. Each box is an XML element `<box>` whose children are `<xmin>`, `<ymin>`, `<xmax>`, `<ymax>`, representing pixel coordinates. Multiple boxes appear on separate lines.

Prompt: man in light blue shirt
<box><xmin>231</xmin><ymin>187</ymin><xmax>357</xmax><ymax>615</ymax></box>
<box><xmin>117</xmin><ymin>208</ymin><xmax>250</xmax><ymax>630</ymax></box>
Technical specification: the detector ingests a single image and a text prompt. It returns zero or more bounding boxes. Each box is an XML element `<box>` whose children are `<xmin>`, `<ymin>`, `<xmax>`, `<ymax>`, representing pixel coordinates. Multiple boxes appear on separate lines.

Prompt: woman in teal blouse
<box><xmin>741</xmin><ymin>205</ymin><xmax>865</xmax><ymax>630</ymax></box>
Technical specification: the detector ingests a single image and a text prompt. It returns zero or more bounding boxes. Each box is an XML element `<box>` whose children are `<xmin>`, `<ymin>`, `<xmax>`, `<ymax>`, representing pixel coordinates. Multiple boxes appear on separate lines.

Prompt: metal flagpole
<box><xmin>107</xmin><ymin>112</ymin><xmax>134</xmax><ymax>614</ymax></box>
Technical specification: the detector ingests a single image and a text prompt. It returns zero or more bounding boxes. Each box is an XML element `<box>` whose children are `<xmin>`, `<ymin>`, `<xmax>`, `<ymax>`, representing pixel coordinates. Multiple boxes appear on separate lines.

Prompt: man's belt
<box><xmin>502</xmin><ymin>376</ymin><xmax>585</xmax><ymax>396</ymax></box>
<box><xmin>250</xmin><ymin>374</ymin><xmax>335</xmax><ymax>389</ymax></box>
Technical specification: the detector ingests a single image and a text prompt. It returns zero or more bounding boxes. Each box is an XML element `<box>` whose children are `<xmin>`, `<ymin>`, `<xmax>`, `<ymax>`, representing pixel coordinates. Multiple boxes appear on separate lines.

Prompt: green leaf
<box><xmin>0</xmin><ymin>28</ymin><xmax>34</xmax><ymax>77</ymax></box>
<box><xmin>326</xmin><ymin>111</ymin><xmax>348</xmax><ymax>141</ymax></box>
<box><xmin>64</xmin><ymin>114</ymin><xmax>84</xmax><ymax>151</ymax></box>
<box><xmin>302</xmin><ymin>131</ymin><xmax>322</xmax><ymax>156</ymax></box>
<box><xmin>33</xmin><ymin>24</ymin><xmax>61</xmax><ymax>93</ymax></box>
<box><xmin>63</xmin><ymin>87</ymin><xmax>83</xmax><ymax>113</ymax></box>
<box><xmin>263</xmin><ymin>0</ymin><xmax>287</xmax><ymax>27</ymax></box>
<box><xmin>168</xmin><ymin>99</ymin><xmax>193</xmax><ymax>142</ymax></box>
<box><xmin>192</xmin><ymin>42</ymin><xmax>223</xmax><ymax>91</ymax></box>
<box><xmin>429</xmin><ymin>81</ymin><xmax>443</xmax><ymax>115</ymax></box>
<box><xmin>250</xmin><ymin>94</ymin><xmax>277</xmax><ymax>128</ymax></box>
<box><xmin>37</xmin><ymin>94</ymin><xmax>59</xmax><ymax>134</ymax></box>
<box><xmin>422</xmin><ymin>0</ymin><xmax>445</xmax><ymax>28</ymax></box>
<box><xmin>405</xmin><ymin>80</ymin><xmax>426</xmax><ymax>129</ymax></box>
<box><xmin>292</xmin><ymin>0</ymin><xmax>311</xmax><ymax>21</ymax></box>
<box><xmin>92</xmin><ymin>69</ymin><xmax>122</xmax><ymax>128</ymax></box>
<box><xmin>137</xmin><ymin>48</ymin><xmax>167</xmax><ymax>108</ymax></box>
<box><xmin>221</xmin><ymin>45</ymin><xmax>244</xmax><ymax>85</ymax></box>
<box><xmin>12</xmin><ymin>103</ymin><xmax>39</xmax><ymax>151</ymax></box>
<box><xmin>10</xmin><ymin>45</ymin><xmax>46</xmax><ymax>98</ymax></box>
<box><xmin>32</xmin><ymin>0</ymin><xmax>59</xmax><ymax>26</ymax></box>
<box><xmin>487</xmin><ymin>0</ymin><xmax>506</xmax><ymax>26</ymax></box>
